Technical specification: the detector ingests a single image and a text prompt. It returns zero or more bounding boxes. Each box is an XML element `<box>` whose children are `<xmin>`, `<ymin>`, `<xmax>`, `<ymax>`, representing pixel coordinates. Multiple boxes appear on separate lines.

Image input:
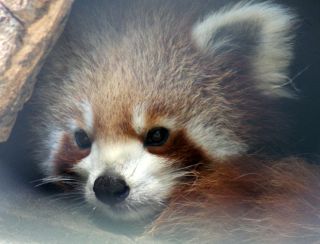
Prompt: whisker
<box><xmin>62</xmin><ymin>200</ymin><xmax>89</xmax><ymax>213</ymax></box>
<box><xmin>272</xmin><ymin>65</ymin><xmax>310</xmax><ymax>91</ymax></box>
<box><xmin>46</xmin><ymin>193</ymin><xmax>84</xmax><ymax>202</ymax></box>
<box><xmin>33</xmin><ymin>176</ymin><xmax>82</xmax><ymax>188</ymax></box>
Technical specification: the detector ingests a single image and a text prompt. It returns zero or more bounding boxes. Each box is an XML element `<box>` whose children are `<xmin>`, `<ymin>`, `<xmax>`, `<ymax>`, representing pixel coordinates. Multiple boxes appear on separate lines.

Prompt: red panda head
<box><xmin>32</xmin><ymin>1</ymin><xmax>296</xmax><ymax>220</ymax></box>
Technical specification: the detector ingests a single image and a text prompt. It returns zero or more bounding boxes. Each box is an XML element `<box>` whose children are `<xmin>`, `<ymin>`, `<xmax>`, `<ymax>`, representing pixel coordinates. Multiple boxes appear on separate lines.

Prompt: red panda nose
<box><xmin>93</xmin><ymin>174</ymin><xmax>130</xmax><ymax>205</ymax></box>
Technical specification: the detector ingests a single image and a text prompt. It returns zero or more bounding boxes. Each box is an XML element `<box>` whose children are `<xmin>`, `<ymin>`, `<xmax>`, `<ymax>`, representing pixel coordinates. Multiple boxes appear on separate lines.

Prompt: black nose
<box><xmin>93</xmin><ymin>174</ymin><xmax>130</xmax><ymax>205</ymax></box>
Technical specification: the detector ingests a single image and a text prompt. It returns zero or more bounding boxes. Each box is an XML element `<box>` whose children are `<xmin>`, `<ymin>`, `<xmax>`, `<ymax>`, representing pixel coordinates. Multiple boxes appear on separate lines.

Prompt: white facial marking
<box><xmin>42</xmin><ymin>128</ymin><xmax>64</xmax><ymax>175</ymax></box>
<box><xmin>74</xmin><ymin>140</ymin><xmax>183</xmax><ymax>220</ymax></box>
<box><xmin>186</xmin><ymin>118</ymin><xmax>247</xmax><ymax>159</ymax></box>
<box><xmin>81</xmin><ymin>100</ymin><xmax>94</xmax><ymax>131</ymax></box>
<box><xmin>155</xmin><ymin>117</ymin><xmax>177</xmax><ymax>131</ymax></box>
<box><xmin>132</xmin><ymin>104</ymin><xmax>146</xmax><ymax>134</ymax></box>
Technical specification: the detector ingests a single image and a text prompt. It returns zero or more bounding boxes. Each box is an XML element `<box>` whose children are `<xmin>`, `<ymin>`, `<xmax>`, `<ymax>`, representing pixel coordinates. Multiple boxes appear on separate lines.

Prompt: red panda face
<box><xmin>42</xmin><ymin>97</ymin><xmax>216</xmax><ymax>220</ymax></box>
<box><xmin>32</xmin><ymin>0</ymin><xmax>295</xmax><ymax>221</ymax></box>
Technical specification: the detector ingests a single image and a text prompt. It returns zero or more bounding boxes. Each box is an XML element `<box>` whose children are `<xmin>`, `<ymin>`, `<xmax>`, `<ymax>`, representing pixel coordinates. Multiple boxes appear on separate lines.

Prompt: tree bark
<box><xmin>0</xmin><ymin>0</ymin><xmax>74</xmax><ymax>142</ymax></box>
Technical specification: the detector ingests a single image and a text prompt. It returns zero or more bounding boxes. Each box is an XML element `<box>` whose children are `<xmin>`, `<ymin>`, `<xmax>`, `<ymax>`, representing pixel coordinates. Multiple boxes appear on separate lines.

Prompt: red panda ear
<box><xmin>192</xmin><ymin>2</ymin><xmax>296</xmax><ymax>98</ymax></box>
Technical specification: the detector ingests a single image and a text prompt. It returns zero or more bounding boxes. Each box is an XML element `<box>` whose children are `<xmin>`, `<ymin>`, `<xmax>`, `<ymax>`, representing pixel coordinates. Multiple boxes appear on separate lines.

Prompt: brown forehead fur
<box><xmin>93</xmin><ymin>92</ymin><xmax>212</xmax><ymax>170</ymax></box>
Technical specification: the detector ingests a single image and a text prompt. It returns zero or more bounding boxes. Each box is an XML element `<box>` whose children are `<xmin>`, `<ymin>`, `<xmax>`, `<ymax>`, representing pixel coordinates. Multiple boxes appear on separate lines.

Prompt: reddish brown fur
<box><xmin>147</xmin><ymin>129</ymin><xmax>212</xmax><ymax>169</ymax></box>
<box><xmin>149</xmin><ymin>157</ymin><xmax>320</xmax><ymax>243</ymax></box>
<box><xmin>54</xmin><ymin>133</ymin><xmax>90</xmax><ymax>175</ymax></box>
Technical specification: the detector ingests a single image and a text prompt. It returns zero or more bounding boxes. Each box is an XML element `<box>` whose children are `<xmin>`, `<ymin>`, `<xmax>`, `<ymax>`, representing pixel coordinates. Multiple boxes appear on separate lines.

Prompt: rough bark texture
<box><xmin>0</xmin><ymin>0</ymin><xmax>74</xmax><ymax>142</ymax></box>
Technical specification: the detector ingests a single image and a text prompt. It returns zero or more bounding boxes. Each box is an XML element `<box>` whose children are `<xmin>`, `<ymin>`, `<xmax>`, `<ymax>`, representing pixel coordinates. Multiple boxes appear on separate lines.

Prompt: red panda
<box><xmin>29</xmin><ymin>0</ymin><xmax>320</xmax><ymax>242</ymax></box>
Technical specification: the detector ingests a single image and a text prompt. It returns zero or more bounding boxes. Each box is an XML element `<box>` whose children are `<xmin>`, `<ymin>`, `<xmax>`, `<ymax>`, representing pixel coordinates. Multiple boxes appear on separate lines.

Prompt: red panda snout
<box><xmin>93</xmin><ymin>174</ymin><xmax>130</xmax><ymax>206</ymax></box>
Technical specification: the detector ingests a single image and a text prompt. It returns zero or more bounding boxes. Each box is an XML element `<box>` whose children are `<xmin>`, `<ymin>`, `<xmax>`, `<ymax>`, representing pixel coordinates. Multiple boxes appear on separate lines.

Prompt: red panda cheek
<box><xmin>53</xmin><ymin>133</ymin><xmax>91</xmax><ymax>175</ymax></box>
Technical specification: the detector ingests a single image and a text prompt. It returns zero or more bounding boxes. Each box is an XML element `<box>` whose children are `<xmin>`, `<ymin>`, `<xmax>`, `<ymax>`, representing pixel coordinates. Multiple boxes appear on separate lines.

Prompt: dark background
<box><xmin>280</xmin><ymin>0</ymin><xmax>320</xmax><ymax>155</ymax></box>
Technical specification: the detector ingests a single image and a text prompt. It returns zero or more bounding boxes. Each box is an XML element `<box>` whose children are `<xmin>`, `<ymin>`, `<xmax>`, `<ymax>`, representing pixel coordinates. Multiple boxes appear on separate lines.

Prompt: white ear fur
<box><xmin>192</xmin><ymin>2</ymin><xmax>296</xmax><ymax>98</ymax></box>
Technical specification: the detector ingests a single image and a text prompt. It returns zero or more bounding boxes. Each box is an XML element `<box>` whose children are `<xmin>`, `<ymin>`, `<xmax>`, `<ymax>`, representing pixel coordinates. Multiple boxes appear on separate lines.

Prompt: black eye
<box><xmin>74</xmin><ymin>129</ymin><xmax>92</xmax><ymax>149</ymax></box>
<box><xmin>144</xmin><ymin>127</ymin><xmax>169</xmax><ymax>147</ymax></box>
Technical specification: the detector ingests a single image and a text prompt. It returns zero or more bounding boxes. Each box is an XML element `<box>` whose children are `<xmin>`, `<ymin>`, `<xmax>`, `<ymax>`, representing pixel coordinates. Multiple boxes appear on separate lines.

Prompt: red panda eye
<box><xmin>74</xmin><ymin>129</ymin><xmax>92</xmax><ymax>149</ymax></box>
<box><xmin>144</xmin><ymin>127</ymin><xmax>169</xmax><ymax>147</ymax></box>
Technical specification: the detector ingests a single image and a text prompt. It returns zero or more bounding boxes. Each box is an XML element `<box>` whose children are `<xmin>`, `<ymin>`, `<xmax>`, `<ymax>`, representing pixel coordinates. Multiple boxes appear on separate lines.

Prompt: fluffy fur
<box><xmin>27</xmin><ymin>0</ymin><xmax>320</xmax><ymax>242</ymax></box>
<box><xmin>148</xmin><ymin>157</ymin><xmax>320</xmax><ymax>243</ymax></box>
